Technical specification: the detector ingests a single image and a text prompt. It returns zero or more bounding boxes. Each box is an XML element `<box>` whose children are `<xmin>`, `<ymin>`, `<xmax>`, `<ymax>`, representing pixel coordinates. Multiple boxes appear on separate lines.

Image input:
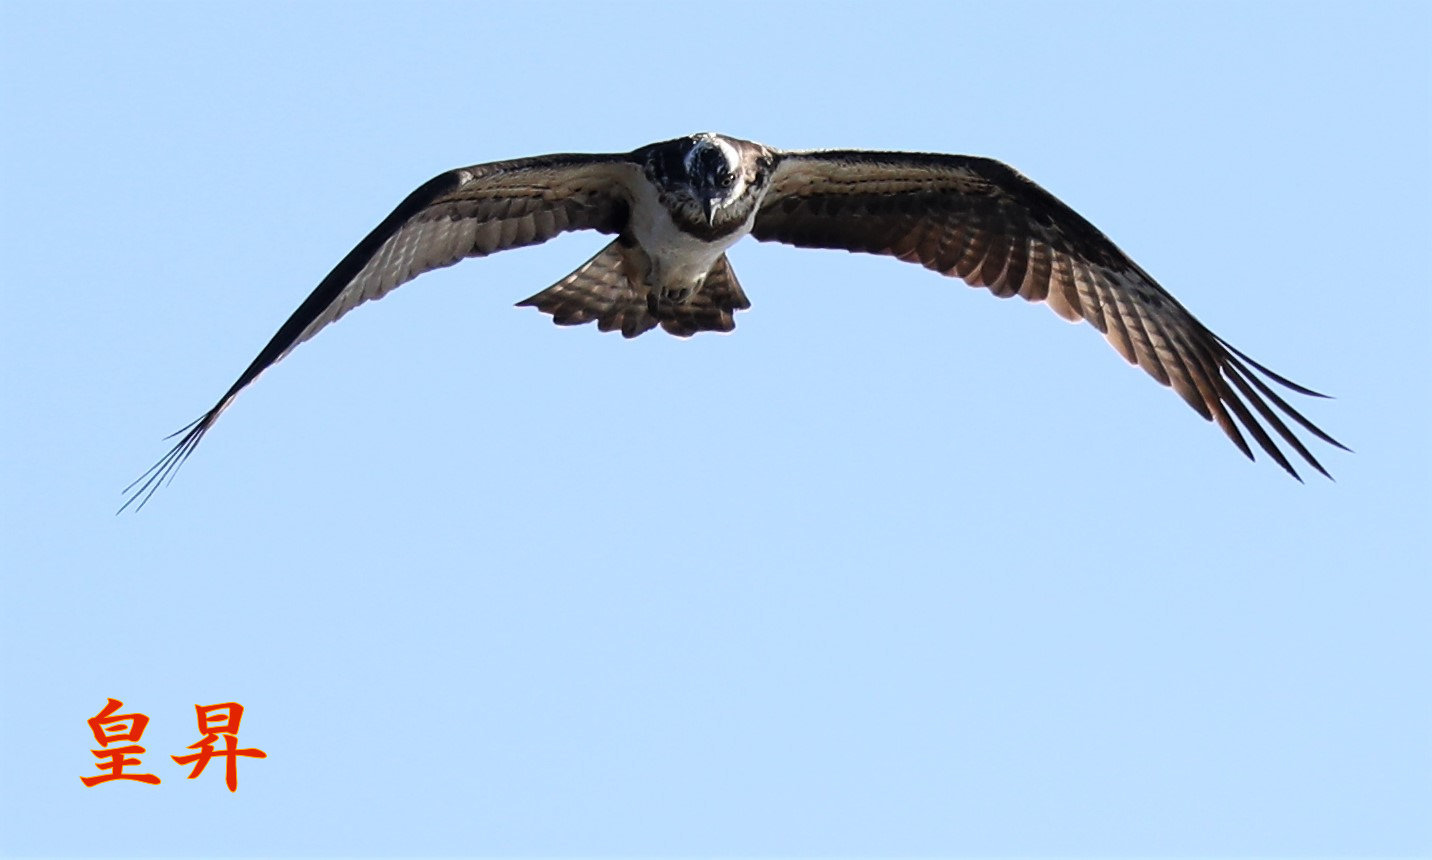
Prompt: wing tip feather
<box><xmin>118</xmin><ymin>411</ymin><xmax>219</xmax><ymax>514</ymax></box>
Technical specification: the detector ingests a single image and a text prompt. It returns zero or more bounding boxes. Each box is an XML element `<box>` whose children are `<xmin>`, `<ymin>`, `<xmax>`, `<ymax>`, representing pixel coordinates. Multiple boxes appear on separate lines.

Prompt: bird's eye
<box><xmin>718</xmin><ymin>172</ymin><xmax>736</xmax><ymax>188</ymax></box>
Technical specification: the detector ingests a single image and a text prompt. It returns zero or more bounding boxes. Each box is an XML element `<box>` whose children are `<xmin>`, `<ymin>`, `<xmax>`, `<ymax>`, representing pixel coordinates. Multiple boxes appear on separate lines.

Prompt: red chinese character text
<box><xmin>171</xmin><ymin>702</ymin><xmax>266</xmax><ymax>792</ymax></box>
<box><xmin>80</xmin><ymin>698</ymin><xmax>161</xmax><ymax>786</ymax></box>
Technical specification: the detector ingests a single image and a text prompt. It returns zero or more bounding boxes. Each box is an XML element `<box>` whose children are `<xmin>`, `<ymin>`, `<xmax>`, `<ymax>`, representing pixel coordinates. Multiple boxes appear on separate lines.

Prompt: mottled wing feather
<box><xmin>280</xmin><ymin>157</ymin><xmax>636</xmax><ymax>359</ymax></box>
<box><xmin>753</xmin><ymin>150</ymin><xmax>1345</xmax><ymax>478</ymax></box>
<box><xmin>123</xmin><ymin>153</ymin><xmax>639</xmax><ymax>511</ymax></box>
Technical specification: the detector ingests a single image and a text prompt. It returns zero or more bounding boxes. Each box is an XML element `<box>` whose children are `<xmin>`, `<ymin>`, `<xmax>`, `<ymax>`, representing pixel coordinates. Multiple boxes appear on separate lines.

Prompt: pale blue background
<box><xmin>2</xmin><ymin>1</ymin><xmax>1429</xmax><ymax>856</ymax></box>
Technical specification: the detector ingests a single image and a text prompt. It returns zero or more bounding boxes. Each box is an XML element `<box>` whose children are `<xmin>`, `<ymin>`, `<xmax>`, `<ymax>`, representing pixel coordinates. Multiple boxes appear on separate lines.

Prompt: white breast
<box><xmin>627</xmin><ymin>180</ymin><xmax>755</xmax><ymax>287</ymax></box>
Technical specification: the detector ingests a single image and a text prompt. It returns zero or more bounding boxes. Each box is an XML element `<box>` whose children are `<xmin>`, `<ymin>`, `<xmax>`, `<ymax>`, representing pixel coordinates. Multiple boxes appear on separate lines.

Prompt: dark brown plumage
<box><xmin>122</xmin><ymin>134</ymin><xmax>1344</xmax><ymax>511</ymax></box>
<box><xmin>751</xmin><ymin>150</ymin><xmax>1346</xmax><ymax>480</ymax></box>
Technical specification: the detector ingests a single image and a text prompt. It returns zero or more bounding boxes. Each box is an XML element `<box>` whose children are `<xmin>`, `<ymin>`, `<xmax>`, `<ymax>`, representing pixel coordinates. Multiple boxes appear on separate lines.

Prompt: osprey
<box><xmin>123</xmin><ymin>132</ymin><xmax>1345</xmax><ymax>509</ymax></box>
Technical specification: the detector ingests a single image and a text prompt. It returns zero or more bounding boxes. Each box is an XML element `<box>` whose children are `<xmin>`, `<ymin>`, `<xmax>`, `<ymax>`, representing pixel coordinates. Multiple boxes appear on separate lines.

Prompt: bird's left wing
<box><xmin>123</xmin><ymin>153</ymin><xmax>640</xmax><ymax>511</ymax></box>
<box><xmin>751</xmin><ymin>150</ymin><xmax>1345</xmax><ymax>479</ymax></box>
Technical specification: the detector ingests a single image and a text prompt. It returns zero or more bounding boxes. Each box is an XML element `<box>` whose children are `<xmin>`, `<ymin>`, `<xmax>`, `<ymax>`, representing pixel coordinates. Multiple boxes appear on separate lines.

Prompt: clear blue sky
<box><xmin>3</xmin><ymin>1</ymin><xmax>1428</xmax><ymax>856</ymax></box>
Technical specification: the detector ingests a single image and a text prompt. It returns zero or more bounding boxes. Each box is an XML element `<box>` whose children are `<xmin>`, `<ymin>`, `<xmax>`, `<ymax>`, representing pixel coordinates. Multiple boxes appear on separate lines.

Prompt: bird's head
<box><xmin>679</xmin><ymin>133</ymin><xmax>772</xmax><ymax>226</ymax></box>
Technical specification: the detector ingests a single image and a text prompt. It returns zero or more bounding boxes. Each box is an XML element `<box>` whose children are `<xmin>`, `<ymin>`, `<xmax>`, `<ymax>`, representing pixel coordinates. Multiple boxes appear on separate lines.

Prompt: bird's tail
<box><xmin>517</xmin><ymin>241</ymin><xmax>750</xmax><ymax>338</ymax></box>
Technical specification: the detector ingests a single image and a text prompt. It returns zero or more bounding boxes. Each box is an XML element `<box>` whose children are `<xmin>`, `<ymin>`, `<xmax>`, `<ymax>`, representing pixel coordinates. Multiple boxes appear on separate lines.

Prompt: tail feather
<box><xmin>516</xmin><ymin>240</ymin><xmax>658</xmax><ymax>337</ymax></box>
<box><xmin>656</xmin><ymin>255</ymin><xmax>750</xmax><ymax>336</ymax></box>
<box><xmin>517</xmin><ymin>241</ymin><xmax>750</xmax><ymax>338</ymax></box>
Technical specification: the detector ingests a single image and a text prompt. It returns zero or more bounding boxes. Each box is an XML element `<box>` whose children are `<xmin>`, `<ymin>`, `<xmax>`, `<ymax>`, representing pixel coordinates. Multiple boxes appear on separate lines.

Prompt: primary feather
<box><xmin>122</xmin><ymin>134</ymin><xmax>1344</xmax><ymax>511</ymax></box>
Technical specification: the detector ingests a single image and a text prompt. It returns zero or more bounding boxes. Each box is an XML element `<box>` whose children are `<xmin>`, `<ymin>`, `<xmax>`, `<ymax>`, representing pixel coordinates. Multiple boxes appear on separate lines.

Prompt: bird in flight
<box><xmin>123</xmin><ymin>132</ymin><xmax>1344</xmax><ymax>510</ymax></box>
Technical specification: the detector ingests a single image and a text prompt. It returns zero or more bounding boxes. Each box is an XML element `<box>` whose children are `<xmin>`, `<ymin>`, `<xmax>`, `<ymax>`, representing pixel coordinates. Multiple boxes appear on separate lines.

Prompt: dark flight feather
<box><xmin>121</xmin><ymin>154</ymin><xmax>638</xmax><ymax>511</ymax></box>
<box><xmin>124</xmin><ymin>135</ymin><xmax>1344</xmax><ymax>511</ymax></box>
<box><xmin>752</xmin><ymin>150</ymin><xmax>1347</xmax><ymax>479</ymax></box>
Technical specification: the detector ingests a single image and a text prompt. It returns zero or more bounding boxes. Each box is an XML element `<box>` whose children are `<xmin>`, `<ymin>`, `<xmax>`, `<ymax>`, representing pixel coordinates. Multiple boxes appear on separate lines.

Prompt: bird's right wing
<box><xmin>123</xmin><ymin>153</ymin><xmax>640</xmax><ymax>511</ymax></box>
<box><xmin>753</xmin><ymin>150</ymin><xmax>1346</xmax><ymax>479</ymax></box>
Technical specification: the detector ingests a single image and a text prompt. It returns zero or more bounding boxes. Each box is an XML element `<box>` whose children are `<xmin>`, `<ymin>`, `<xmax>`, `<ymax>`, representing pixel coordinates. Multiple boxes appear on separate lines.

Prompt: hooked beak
<box><xmin>701</xmin><ymin>197</ymin><xmax>720</xmax><ymax>225</ymax></box>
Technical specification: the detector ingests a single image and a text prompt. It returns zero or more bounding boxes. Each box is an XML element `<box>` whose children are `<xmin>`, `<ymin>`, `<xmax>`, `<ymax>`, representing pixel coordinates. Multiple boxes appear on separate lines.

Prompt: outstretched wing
<box><xmin>752</xmin><ymin>150</ymin><xmax>1346</xmax><ymax>479</ymax></box>
<box><xmin>123</xmin><ymin>153</ymin><xmax>640</xmax><ymax>511</ymax></box>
